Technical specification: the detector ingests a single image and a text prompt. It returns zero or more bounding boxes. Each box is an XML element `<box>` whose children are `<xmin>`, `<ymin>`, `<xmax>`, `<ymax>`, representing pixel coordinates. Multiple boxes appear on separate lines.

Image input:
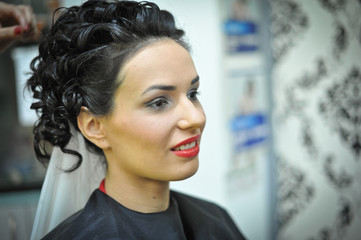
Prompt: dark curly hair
<box><xmin>27</xmin><ymin>0</ymin><xmax>189</xmax><ymax>171</ymax></box>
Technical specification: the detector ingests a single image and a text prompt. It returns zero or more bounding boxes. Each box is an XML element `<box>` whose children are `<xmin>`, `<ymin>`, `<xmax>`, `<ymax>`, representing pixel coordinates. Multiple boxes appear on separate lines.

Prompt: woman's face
<box><xmin>101</xmin><ymin>39</ymin><xmax>206</xmax><ymax>182</ymax></box>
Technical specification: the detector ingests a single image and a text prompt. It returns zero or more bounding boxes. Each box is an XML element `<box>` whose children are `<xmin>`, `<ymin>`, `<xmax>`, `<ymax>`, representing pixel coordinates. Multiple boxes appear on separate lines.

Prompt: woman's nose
<box><xmin>177</xmin><ymin>99</ymin><xmax>206</xmax><ymax>130</ymax></box>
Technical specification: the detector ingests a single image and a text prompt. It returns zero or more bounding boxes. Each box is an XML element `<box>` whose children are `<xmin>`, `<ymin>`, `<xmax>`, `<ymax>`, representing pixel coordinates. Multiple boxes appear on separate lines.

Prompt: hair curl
<box><xmin>27</xmin><ymin>0</ymin><xmax>189</xmax><ymax>171</ymax></box>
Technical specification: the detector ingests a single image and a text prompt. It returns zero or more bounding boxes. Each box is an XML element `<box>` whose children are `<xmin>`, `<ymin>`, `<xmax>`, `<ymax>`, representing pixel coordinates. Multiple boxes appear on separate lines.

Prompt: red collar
<box><xmin>99</xmin><ymin>179</ymin><xmax>107</xmax><ymax>194</ymax></box>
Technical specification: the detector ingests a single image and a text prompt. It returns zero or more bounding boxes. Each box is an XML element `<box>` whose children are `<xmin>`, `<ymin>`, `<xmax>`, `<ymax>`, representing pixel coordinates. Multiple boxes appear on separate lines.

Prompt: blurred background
<box><xmin>0</xmin><ymin>0</ymin><xmax>360</xmax><ymax>239</ymax></box>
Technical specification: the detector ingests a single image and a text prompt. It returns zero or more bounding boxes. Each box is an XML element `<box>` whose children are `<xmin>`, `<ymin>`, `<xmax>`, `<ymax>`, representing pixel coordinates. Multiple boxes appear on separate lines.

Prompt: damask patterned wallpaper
<box><xmin>269</xmin><ymin>0</ymin><xmax>361</xmax><ymax>239</ymax></box>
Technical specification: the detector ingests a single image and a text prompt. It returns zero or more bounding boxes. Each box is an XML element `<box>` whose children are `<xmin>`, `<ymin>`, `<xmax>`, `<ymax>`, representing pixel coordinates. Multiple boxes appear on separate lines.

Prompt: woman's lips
<box><xmin>171</xmin><ymin>135</ymin><xmax>201</xmax><ymax>158</ymax></box>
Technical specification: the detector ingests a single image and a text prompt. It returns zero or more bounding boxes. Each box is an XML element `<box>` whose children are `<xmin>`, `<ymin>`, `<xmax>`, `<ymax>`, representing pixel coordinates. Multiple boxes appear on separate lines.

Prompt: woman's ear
<box><xmin>77</xmin><ymin>107</ymin><xmax>110</xmax><ymax>150</ymax></box>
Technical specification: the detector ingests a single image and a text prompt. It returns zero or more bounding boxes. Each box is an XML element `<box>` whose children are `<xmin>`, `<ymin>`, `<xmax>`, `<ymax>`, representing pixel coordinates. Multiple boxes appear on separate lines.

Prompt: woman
<box><xmin>28</xmin><ymin>0</ymin><xmax>246</xmax><ymax>239</ymax></box>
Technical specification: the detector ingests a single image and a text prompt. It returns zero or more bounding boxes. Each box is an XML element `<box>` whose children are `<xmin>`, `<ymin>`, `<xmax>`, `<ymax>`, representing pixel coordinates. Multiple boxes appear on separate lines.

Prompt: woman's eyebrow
<box><xmin>191</xmin><ymin>75</ymin><xmax>199</xmax><ymax>85</ymax></box>
<box><xmin>142</xmin><ymin>85</ymin><xmax>176</xmax><ymax>95</ymax></box>
<box><xmin>142</xmin><ymin>75</ymin><xmax>200</xmax><ymax>95</ymax></box>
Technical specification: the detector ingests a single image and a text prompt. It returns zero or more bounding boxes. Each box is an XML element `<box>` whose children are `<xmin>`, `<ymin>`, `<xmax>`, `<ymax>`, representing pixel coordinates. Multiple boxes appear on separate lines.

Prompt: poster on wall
<box><xmin>222</xmin><ymin>0</ymin><xmax>259</xmax><ymax>54</ymax></box>
<box><xmin>221</xmin><ymin>0</ymin><xmax>269</xmax><ymax>193</ymax></box>
<box><xmin>227</xmin><ymin>71</ymin><xmax>268</xmax><ymax>193</ymax></box>
<box><xmin>221</xmin><ymin>1</ymin><xmax>272</xmax><ymax>239</ymax></box>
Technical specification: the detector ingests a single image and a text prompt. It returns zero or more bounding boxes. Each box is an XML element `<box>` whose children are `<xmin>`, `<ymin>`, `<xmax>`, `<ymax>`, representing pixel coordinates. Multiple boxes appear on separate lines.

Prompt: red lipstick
<box><xmin>171</xmin><ymin>135</ymin><xmax>201</xmax><ymax>158</ymax></box>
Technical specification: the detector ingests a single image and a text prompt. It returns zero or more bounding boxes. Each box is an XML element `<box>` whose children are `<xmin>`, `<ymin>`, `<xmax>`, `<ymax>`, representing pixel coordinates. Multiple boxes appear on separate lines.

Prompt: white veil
<box><xmin>30</xmin><ymin>126</ymin><xmax>106</xmax><ymax>240</ymax></box>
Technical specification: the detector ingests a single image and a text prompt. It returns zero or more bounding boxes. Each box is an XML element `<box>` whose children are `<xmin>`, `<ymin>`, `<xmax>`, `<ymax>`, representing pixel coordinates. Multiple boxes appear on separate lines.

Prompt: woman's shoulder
<box><xmin>171</xmin><ymin>190</ymin><xmax>247</xmax><ymax>240</ymax></box>
<box><xmin>41</xmin><ymin>210</ymin><xmax>82</xmax><ymax>239</ymax></box>
<box><xmin>41</xmin><ymin>190</ymin><xmax>113</xmax><ymax>240</ymax></box>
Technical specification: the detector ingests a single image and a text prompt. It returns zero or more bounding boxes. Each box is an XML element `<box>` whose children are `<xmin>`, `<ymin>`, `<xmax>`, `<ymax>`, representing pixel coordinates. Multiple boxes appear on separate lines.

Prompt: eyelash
<box><xmin>145</xmin><ymin>89</ymin><xmax>200</xmax><ymax>111</ymax></box>
<box><xmin>146</xmin><ymin>97</ymin><xmax>169</xmax><ymax>110</ymax></box>
<box><xmin>188</xmin><ymin>89</ymin><xmax>200</xmax><ymax>101</ymax></box>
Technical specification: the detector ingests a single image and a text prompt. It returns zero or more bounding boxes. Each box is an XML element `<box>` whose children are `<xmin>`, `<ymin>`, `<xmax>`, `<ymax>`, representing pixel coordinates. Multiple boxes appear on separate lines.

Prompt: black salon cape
<box><xmin>42</xmin><ymin>189</ymin><xmax>246</xmax><ymax>240</ymax></box>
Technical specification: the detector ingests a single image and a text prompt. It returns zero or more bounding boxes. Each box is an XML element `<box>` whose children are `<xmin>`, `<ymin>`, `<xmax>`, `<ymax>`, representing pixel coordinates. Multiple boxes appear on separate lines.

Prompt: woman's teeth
<box><xmin>173</xmin><ymin>141</ymin><xmax>196</xmax><ymax>151</ymax></box>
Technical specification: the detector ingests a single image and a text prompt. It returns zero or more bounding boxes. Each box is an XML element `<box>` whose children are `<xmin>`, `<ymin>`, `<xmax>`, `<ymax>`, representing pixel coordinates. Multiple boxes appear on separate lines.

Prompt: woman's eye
<box><xmin>188</xmin><ymin>89</ymin><xmax>200</xmax><ymax>101</ymax></box>
<box><xmin>146</xmin><ymin>97</ymin><xmax>169</xmax><ymax>110</ymax></box>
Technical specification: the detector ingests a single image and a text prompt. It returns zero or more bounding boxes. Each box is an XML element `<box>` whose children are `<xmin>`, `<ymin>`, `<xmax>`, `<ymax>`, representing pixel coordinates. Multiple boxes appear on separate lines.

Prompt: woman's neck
<box><xmin>104</xmin><ymin>171</ymin><xmax>170</xmax><ymax>213</ymax></box>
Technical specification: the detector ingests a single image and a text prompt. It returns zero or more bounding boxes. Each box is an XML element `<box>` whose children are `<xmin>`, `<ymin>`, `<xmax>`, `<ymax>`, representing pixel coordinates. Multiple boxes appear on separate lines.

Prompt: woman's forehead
<box><xmin>117</xmin><ymin>40</ymin><xmax>196</xmax><ymax>91</ymax></box>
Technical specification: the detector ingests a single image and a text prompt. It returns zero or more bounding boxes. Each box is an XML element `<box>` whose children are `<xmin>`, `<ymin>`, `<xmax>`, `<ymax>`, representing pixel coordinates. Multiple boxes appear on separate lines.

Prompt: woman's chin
<box><xmin>170</xmin><ymin>159</ymin><xmax>199</xmax><ymax>181</ymax></box>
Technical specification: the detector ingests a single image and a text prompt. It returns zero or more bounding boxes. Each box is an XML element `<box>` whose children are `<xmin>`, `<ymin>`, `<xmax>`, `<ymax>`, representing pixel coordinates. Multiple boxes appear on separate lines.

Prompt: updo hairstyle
<box><xmin>27</xmin><ymin>0</ymin><xmax>189</xmax><ymax>171</ymax></box>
